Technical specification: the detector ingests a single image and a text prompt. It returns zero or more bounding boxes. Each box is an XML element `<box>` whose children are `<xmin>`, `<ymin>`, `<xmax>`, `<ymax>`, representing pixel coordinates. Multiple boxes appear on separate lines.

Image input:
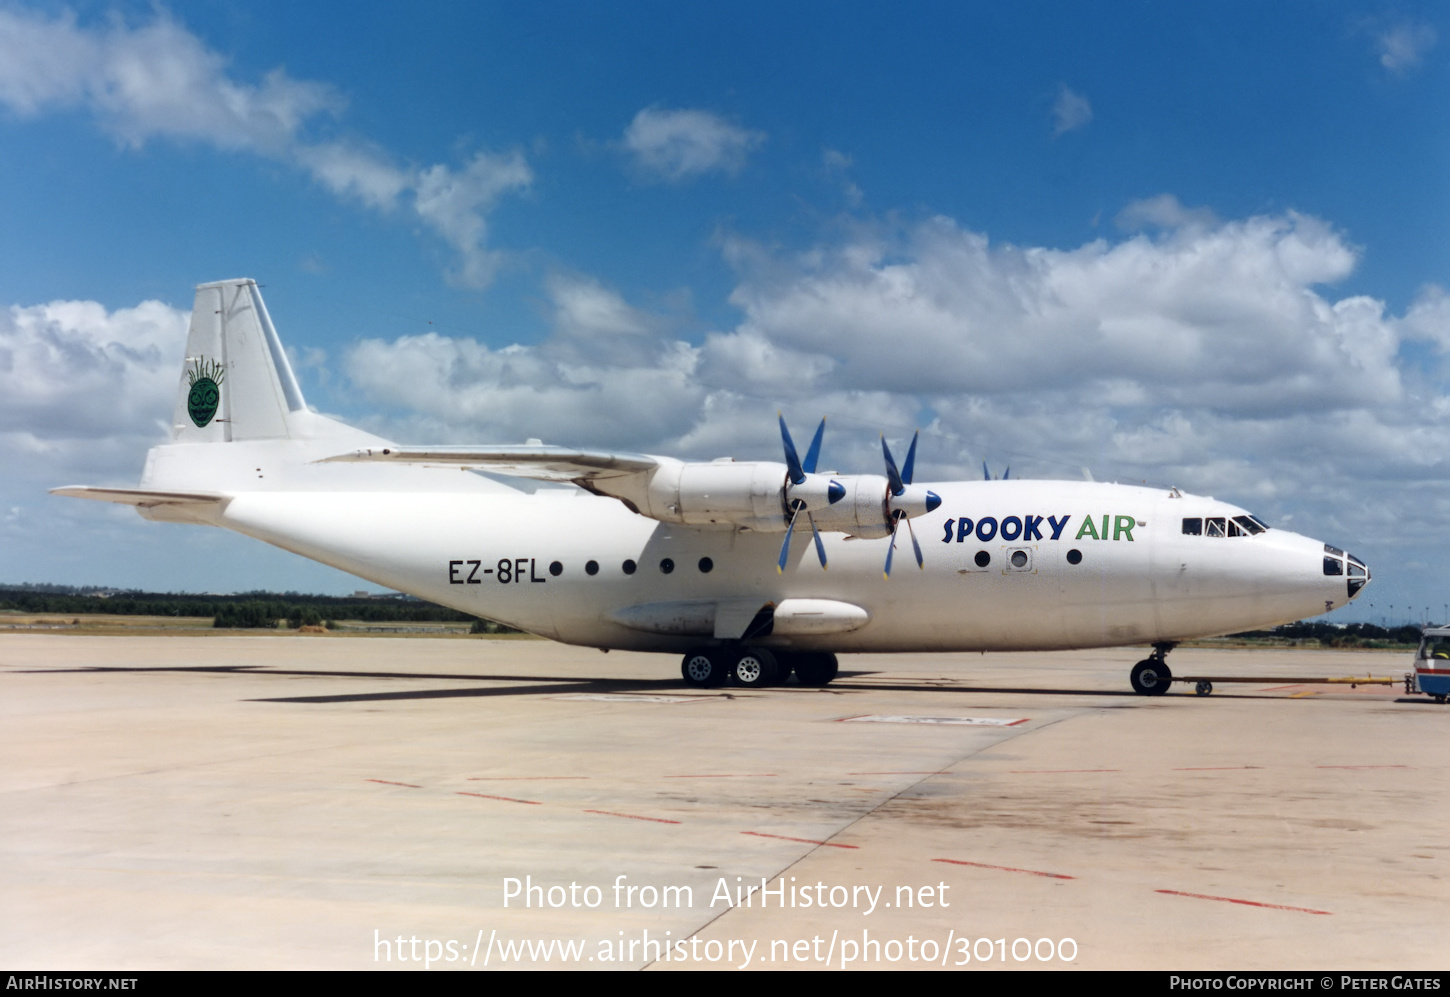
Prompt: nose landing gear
<box><xmin>1130</xmin><ymin>642</ymin><xmax>1177</xmax><ymax>696</ymax></box>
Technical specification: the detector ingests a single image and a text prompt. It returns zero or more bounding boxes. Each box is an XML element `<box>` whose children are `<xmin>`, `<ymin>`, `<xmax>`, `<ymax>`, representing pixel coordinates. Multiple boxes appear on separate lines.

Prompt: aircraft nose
<box><xmin>1323</xmin><ymin>543</ymin><xmax>1371</xmax><ymax>601</ymax></box>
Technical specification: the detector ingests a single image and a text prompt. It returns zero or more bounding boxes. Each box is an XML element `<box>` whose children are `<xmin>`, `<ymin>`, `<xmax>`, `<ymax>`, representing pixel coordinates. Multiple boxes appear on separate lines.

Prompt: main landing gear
<box><xmin>1130</xmin><ymin>642</ymin><xmax>1177</xmax><ymax>696</ymax></box>
<box><xmin>680</xmin><ymin>647</ymin><xmax>838</xmax><ymax>688</ymax></box>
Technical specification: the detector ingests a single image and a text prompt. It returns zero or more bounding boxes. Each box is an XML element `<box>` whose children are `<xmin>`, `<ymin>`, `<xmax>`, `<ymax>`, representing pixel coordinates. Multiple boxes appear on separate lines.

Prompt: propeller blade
<box><xmin>983</xmin><ymin>460</ymin><xmax>991</xmax><ymax>481</ymax></box>
<box><xmin>1003</xmin><ymin>466</ymin><xmax>1010</xmax><ymax>480</ymax></box>
<box><xmin>803</xmin><ymin>418</ymin><xmax>825</xmax><ymax>474</ymax></box>
<box><xmin>882</xmin><ymin>436</ymin><xmax>905</xmax><ymax>496</ymax></box>
<box><xmin>883</xmin><ymin>520</ymin><xmax>898</xmax><ymax>578</ymax></box>
<box><xmin>901</xmin><ymin>430</ymin><xmax>919</xmax><ymax>485</ymax></box>
<box><xmin>777</xmin><ymin>506</ymin><xmax>800</xmax><ymax>573</ymax></box>
<box><xmin>906</xmin><ymin>516</ymin><xmax>924</xmax><ymax>569</ymax></box>
<box><xmin>807</xmin><ymin>511</ymin><xmax>827</xmax><ymax>569</ymax></box>
<box><xmin>779</xmin><ymin>413</ymin><xmax>806</xmax><ymax>485</ymax></box>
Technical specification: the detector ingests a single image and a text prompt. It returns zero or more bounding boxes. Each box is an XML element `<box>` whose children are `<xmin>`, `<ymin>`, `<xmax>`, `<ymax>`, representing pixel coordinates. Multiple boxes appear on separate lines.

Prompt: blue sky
<box><xmin>0</xmin><ymin>1</ymin><xmax>1446</xmax><ymax>625</ymax></box>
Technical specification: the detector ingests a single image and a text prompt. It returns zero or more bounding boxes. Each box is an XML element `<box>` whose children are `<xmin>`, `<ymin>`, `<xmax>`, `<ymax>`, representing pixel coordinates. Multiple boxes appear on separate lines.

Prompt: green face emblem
<box><xmin>186</xmin><ymin>358</ymin><xmax>225</xmax><ymax>428</ymax></box>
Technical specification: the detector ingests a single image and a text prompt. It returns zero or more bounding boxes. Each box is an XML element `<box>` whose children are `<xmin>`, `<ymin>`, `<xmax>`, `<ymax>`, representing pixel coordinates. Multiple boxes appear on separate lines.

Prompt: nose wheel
<box><xmin>1129</xmin><ymin>643</ymin><xmax>1176</xmax><ymax>696</ymax></box>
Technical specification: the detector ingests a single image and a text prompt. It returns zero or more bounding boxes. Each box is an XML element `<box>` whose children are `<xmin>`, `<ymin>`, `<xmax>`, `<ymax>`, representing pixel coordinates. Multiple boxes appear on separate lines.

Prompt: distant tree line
<box><xmin>1230</xmin><ymin>622</ymin><xmax>1423</xmax><ymax>647</ymax></box>
<box><xmin>0</xmin><ymin>586</ymin><xmax>513</xmax><ymax>632</ymax></box>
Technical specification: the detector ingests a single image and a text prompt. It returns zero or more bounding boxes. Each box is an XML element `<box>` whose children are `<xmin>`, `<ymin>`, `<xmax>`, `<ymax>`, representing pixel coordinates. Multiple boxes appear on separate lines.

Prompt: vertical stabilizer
<box><xmin>172</xmin><ymin>279</ymin><xmax>306</xmax><ymax>442</ymax></box>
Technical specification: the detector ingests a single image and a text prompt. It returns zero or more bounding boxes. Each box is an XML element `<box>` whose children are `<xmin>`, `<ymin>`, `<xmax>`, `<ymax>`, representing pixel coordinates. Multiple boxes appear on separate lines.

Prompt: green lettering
<box><xmin>1114</xmin><ymin>515</ymin><xmax>1136</xmax><ymax>541</ymax></box>
<box><xmin>1076</xmin><ymin>516</ymin><xmax>1100</xmax><ymax>540</ymax></box>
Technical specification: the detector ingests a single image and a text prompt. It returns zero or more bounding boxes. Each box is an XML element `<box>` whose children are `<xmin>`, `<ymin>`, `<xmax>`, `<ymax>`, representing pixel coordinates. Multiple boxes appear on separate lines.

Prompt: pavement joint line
<box><xmin>1172</xmin><ymin>766</ymin><xmax>1264</xmax><ymax>771</ymax></box>
<box><xmin>741</xmin><ymin>831</ymin><xmax>858</xmax><ymax>849</ymax></box>
<box><xmin>1155</xmin><ymin>889</ymin><xmax>1332</xmax><ymax>915</ymax></box>
<box><xmin>932</xmin><ymin>858</ymin><xmax>1075</xmax><ymax>880</ymax></box>
<box><xmin>1009</xmin><ymin>768</ymin><xmax>1121</xmax><ymax>773</ymax></box>
<box><xmin>663</xmin><ymin>773</ymin><xmax>778</xmax><ymax>779</ymax></box>
<box><xmin>364</xmin><ymin>779</ymin><xmax>422</xmax><ymax>788</ymax></box>
<box><xmin>582</xmin><ymin>809</ymin><xmax>681</xmax><ymax>824</ymax></box>
<box><xmin>456</xmin><ymin>791</ymin><xmax>542</xmax><ymax>805</ymax></box>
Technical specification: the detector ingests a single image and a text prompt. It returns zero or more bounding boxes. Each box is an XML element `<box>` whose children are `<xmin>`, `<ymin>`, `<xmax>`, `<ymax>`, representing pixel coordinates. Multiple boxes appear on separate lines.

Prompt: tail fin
<box><xmin>173</xmin><ymin>279</ymin><xmax>307</xmax><ymax>442</ymax></box>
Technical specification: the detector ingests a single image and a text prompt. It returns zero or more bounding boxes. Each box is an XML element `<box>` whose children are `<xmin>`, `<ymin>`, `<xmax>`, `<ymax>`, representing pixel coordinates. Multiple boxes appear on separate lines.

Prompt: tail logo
<box><xmin>186</xmin><ymin>358</ymin><xmax>225</xmax><ymax>427</ymax></box>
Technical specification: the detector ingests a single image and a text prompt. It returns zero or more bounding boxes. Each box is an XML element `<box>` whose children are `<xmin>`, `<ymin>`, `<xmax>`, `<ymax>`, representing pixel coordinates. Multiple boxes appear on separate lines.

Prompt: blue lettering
<box><xmin>957</xmin><ymin>518</ymin><xmax>975</xmax><ymax>543</ymax></box>
<box><xmin>942</xmin><ymin>519</ymin><xmax>955</xmax><ymax>544</ymax></box>
<box><xmin>1047</xmin><ymin>515</ymin><xmax>1071</xmax><ymax>540</ymax></box>
<box><xmin>1001</xmin><ymin>516</ymin><xmax>1022</xmax><ymax>541</ymax></box>
<box><xmin>1023</xmin><ymin>515</ymin><xmax>1043</xmax><ymax>541</ymax></box>
<box><xmin>976</xmin><ymin>517</ymin><xmax>998</xmax><ymax>542</ymax></box>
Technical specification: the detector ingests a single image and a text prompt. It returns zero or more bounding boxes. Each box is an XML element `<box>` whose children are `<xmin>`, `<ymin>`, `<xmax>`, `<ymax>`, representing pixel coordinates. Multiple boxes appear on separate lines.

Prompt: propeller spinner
<box><xmin>777</xmin><ymin>415</ymin><xmax>844</xmax><ymax>572</ymax></box>
<box><xmin>882</xmin><ymin>431</ymin><xmax>942</xmax><ymax>577</ymax></box>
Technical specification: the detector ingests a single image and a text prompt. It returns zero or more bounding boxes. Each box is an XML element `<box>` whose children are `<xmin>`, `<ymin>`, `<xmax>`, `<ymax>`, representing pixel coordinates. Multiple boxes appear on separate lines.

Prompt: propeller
<box><xmin>982</xmin><ymin>460</ymin><xmax>1010</xmax><ymax>480</ymax></box>
<box><xmin>882</xmin><ymin>431</ymin><xmax>941</xmax><ymax>577</ymax></box>
<box><xmin>777</xmin><ymin>415</ymin><xmax>840</xmax><ymax>573</ymax></box>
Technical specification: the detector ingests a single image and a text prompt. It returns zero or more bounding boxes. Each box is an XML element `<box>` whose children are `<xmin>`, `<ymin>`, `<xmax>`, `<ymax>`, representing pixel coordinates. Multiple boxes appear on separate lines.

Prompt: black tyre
<box><xmin>681</xmin><ymin>649</ymin><xmax>725</xmax><ymax>688</ymax></box>
<box><xmin>731</xmin><ymin>647</ymin><xmax>779</xmax><ymax>688</ymax></box>
<box><xmin>794</xmin><ymin>652</ymin><xmax>839</xmax><ymax>686</ymax></box>
<box><xmin>1130</xmin><ymin>659</ymin><xmax>1172</xmax><ymax>696</ymax></box>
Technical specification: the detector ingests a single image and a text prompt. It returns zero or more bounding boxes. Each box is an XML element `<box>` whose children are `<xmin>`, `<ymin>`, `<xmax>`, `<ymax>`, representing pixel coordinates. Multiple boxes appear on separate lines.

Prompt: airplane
<box><xmin>54</xmin><ymin>278</ymin><xmax>1372</xmax><ymax>694</ymax></box>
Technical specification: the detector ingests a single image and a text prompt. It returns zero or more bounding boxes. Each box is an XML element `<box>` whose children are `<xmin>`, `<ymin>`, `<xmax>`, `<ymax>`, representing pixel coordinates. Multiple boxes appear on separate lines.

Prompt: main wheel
<box><xmin>681</xmin><ymin>649</ymin><xmax>725</xmax><ymax>688</ymax></box>
<box><xmin>730</xmin><ymin>647</ymin><xmax>779</xmax><ymax>688</ymax></box>
<box><xmin>794</xmin><ymin>652</ymin><xmax>839</xmax><ymax>686</ymax></box>
<box><xmin>1130</xmin><ymin>659</ymin><xmax>1172</xmax><ymax>696</ymax></box>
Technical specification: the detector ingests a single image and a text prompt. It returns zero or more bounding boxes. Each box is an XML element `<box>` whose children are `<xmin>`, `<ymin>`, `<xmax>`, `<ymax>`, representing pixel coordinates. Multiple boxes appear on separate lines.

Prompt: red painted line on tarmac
<box><xmin>1315</xmin><ymin>765</ymin><xmax>1411</xmax><ymax>770</ymax></box>
<box><xmin>366</xmin><ymin>779</ymin><xmax>423</xmax><ymax>788</ymax></box>
<box><xmin>1009</xmin><ymin>769</ymin><xmax>1120</xmax><ymax>774</ymax></box>
<box><xmin>663</xmin><ymin>773</ymin><xmax>778</xmax><ymax>779</ymax></box>
<box><xmin>466</xmin><ymin>776</ymin><xmax>589</xmax><ymax>781</ymax></box>
<box><xmin>933</xmin><ymin>858</ymin><xmax>1075</xmax><ymax>880</ymax></box>
<box><xmin>583</xmin><ymin>809</ymin><xmax>681</xmax><ymax>824</ymax></box>
<box><xmin>457</xmin><ymin>791</ymin><xmax>542</xmax><ymax>805</ymax></box>
<box><xmin>1156</xmin><ymin>889</ymin><xmax>1330</xmax><ymax>915</ymax></box>
<box><xmin>1172</xmin><ymin>766</ymin><xmax>1263</xmax><ymax>771</ymax></box>
<box><xmin>742</xmin><ymin>831</ymin><xmax>859</xmax><ymax>849</ymax></box>
<box><xmin>847</xmin><ymin>771</ymin><xmax>942</xmax><ymax>776</ymax></box>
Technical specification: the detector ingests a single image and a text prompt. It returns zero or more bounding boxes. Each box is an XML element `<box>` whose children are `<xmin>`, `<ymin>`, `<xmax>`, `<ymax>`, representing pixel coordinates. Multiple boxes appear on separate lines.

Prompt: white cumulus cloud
<box><xmin>1052</xmin><ymin>85</ymin><xmax>1092</xmax><ymax>135</ymax></box>
<box><xmin>1374</xmin><ymin>21</ymin><xmax>1437</xmax><ymax>74</ymax></box>
<box><xmin>623</xmin><ymin>106</ymin><xmax>765</xmax><ymax>181</ymax></box>
<box><xmin>0</xmin><ymin>8</ymin><xmax>529</xmax><ymax>288</ymax></box>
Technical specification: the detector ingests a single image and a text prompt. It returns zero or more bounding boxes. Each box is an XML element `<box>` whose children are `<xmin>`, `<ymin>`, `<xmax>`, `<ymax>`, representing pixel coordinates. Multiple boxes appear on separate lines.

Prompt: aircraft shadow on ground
<box><xmin>7</xmin><ymin>664</ymin><xmax>1324</xmax><ymax>703</ymax></box>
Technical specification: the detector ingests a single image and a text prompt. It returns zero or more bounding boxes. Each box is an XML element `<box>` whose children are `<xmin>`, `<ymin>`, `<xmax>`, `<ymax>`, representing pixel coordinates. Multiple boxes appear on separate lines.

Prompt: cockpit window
<box><xmin>1323</xmin><ymin>556</ymin><xmax>1343</xmax><ymax>576</ymax></box>
<box><xmin>1184</xmin><ymin>513</ymin><xmax>1270</xmax><ymax>538</ymax></box>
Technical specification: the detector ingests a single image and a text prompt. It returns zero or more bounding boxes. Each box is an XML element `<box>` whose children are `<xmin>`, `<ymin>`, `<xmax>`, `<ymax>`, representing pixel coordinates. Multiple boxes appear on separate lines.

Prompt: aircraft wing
<box><xmin>319</xmin><ymin>445</ymin><xmax>662</xmax><ymax>483</ymax></box>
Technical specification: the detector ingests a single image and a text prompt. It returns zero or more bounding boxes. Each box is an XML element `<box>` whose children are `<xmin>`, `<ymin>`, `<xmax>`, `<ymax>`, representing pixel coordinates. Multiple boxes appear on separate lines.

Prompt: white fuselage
<box><xmin>145</xmin><ymin>444</ymin><xmax>1353</xmax><ymax>654</ymax></box>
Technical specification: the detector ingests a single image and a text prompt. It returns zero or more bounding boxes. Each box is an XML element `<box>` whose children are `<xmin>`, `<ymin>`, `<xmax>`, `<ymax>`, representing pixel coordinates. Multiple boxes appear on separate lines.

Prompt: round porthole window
<box><xmin>585</xmin><ymin>560</ymin><xmax>599</xmax><ymax>576</ymax></box>
<box><xmin>975</xmin><ymin>550</ymin><xmax>991</xmax><ymax>568</ymax></box>
<box><xmin>622</xmin><ymin>559</ymin><xmax>637</xmax><ymax>575</ymax></box>
<box><xmin>548</xmin><ymin>560</ymin><xmax>563</xmax><ymax>577</ymax></box>
<box><xmin>698</xmin><ymin>557</ymin><xmax>713</xmax><ymax>573</ymax></box>
<box><xmin>1067</xmin><ymin>549</ymin><xmax>1083</xmax><ymax>565</ymax></box>
<box><xmin>1010</xmin><ymin>550</ymin><xmax>1028</xmax><ymax>568</ymax></box>
<box><xmin>660</xmin><ymin>558</ymin><xmax>675</xmax><ymax>574</ymax></box>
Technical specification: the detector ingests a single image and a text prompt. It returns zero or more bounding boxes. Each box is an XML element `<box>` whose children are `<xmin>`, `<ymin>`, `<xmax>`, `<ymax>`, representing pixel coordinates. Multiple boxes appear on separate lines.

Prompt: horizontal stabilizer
<box><xmin>49</xmin><ymin>486</ymin><xmax>229</xmax><ymax>508</ymax></box>
<box><xmin>321</xmin><ymin>445</ymin><xmax>660</xmax><ymax>482</ymax></box>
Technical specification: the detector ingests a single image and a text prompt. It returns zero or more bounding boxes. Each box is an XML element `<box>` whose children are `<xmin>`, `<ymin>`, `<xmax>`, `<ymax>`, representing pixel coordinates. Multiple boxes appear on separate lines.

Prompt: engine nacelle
<box><xmin>647</xmin><ymin>459</ymin><xmax>789</xmax><ymax>529</ymax></box>
<box><xmin>583</xmin><ymin>458</ymin><xmax>932</xmax><ymax>538</ymax></box>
